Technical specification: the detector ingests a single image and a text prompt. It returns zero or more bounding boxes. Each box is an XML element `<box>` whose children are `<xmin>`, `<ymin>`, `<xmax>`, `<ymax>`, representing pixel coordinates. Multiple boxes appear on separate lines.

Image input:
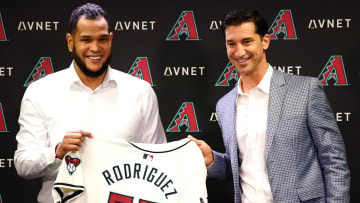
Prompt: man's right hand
<box><xmin>188</xmin><ymin>135</ymin><xmax>214</xmax><ymax>167</ymax></box>
<box><xmin>55</xmin><ymin>130</ymin><xmax>93</xmax><ymax>159</ymax></box>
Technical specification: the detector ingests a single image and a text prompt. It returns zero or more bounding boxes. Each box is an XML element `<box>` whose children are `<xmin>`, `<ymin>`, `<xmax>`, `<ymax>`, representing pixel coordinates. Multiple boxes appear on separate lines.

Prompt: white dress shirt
<box><xmin>236</xmin><ymin>65</ymin><xmax>274</xmax><ymax>203</ymax></box>
<box><xmin>14</xmin><ymin>62</ymin><xmax>166</xmax><ymax>203</ymax></box>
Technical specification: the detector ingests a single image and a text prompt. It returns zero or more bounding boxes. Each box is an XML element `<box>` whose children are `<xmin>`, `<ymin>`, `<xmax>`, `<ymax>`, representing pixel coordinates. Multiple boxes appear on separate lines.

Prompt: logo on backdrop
<box><xmin>0</xmin><ymin>12</ymin><xmax>7</xmax><ymax>41</ymax></box>
<box><xmin>0</xmin><ymin>66</ymin><xmax>13</xmax><ymax>77</ymax></box>
<box><xmin>318</xmin><ymin>55</ymin><xmax>348</xmax><ymax>86</ymax></box>
<box><xmin>166</xmin><ymin>11</ymin><xmax>199</xmax><ymax>41</ymax></box>
<box><xmin>128</xmin><ymin>57</ymin><xmax>153</xmax><ymax>86</ymax></box>
<box><xmin>0</xmin><ymin>103</ymin><xmax>8</xmax><ymax>133</ymax></box>
<box><xmin>336</xmin><ymin>112</ymin><xmax>351</xmax><ymax>122</ymax></box>
<box><xmin>167</xmin><ymin>102</ymin><xmax>199</xmax><ymax>132</ymax></box>
<box><xmin>273</xmin><ymin>65</ymin><xmax>302</xmax><ymax>75</ymax></box>
<box><xmin>210</xmin><ymin>112</ymin><xmax>218</xmax><ymax>122</ymax></box>
<box><xmin>17</xmin><ymin>21</ymin><xmax>59</xmax><ymax>31</ymax></box>
<box><xmin>308</xmin><ymin>18</ymin><xmax>351</xmax><ymax>29</ymax></box>
<box><xmin>0</xmin><ymin>158</ymin><xmax>13</xmax><ymax>168</ymax></box>
<box><xmin>215</xmin><ymin>62</ymin><xmax>240</xmax><ymax>86</ymax></box>
<box><xmin>209</xmin><ymin>20</ymin><xmax>222</xmax><ymax>30</ymax></box>
<box><xmin>269</xmin><ymin>9</ymin><xmax>298</xmax><ymax>40</ymax></box>
<box><xmin>24</xmin><ymin>57</ymin><xmax>54</xmax><ymax>87</ymax></box>
<box><xmin>164</xmin><ymin>66</ymin><xmax>205</xmax><ymax>77</ymax></box>
<box><xmin>114</xmin><ymin>21</ymin><xmax>155</xmax><ymax>31</ymax></box>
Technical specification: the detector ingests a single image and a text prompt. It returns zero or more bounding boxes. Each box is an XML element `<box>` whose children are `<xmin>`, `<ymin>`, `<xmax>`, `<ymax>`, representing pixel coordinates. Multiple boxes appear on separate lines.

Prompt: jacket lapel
<box><xmin>265</xmin><ymin>70</ymin><xmax>286</xmax><ymax>160</ymax></box>
<box><xmin>227</xmin><ymin>87</ymin><xmax>238</xmax><ymax>157</ymax></box>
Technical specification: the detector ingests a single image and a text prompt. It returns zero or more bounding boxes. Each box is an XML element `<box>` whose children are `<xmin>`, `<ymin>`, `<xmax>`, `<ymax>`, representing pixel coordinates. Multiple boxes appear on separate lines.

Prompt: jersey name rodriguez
<box><xmin>53</xmin><ymin>137</ymin><xmax>207</xmax><ymax>203</ymax></box>
<box><xmin>102</xmin><ymin>162</ymin><xmax>178</xmax><ymax>199</ymax></box>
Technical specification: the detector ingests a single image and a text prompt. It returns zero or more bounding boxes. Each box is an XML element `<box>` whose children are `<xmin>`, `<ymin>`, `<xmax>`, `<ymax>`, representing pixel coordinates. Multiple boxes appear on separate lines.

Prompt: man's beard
<box><xmin>72</xmin><ymin>46</ymin><xmax>112</xmax><ymax>78</ymax></box>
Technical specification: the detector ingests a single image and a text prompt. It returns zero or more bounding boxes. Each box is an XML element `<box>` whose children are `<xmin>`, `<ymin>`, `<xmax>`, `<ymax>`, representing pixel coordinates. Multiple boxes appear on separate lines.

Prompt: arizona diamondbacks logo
<box><xmin>0</xmin><ymin>103</ymin><xmax>7</xmax><ymax>133</ymax></box>
<box><xmin>166</xmin><ymin>11</ymin><xmax>199</xmax><ymax>41</ymax></box>
<box><xmin>0</xmin><ymin>12</ymin><xmax>7</xmax><ymax>41</ymax></box>
<box><xmin>24</xmin><ymin>57</ymin><xmax>54</xmax><ymax>87</ymax></box>
<box><xmin>268</xmin><ymin>9</ymin><xmax>298</xmax><ymax>40</ymax></box>
<box><xmin>215</xmin><ymin>62</ymin><xmax>240</xmax><ymax>86</ymax></box>
<box><xmin>128</xmin><ymin>57</ymin><xmax>153</xmax><ymax>86</ymax></box>
<box><xmin>318</xmin><ymin>55</ymin><xmax>348</xmax><ymax>86</ymax></box>
<box><xmin>65</xmin><ymin>155</ymin><xmax>81</xmax><ymax>176</ymax></box>
<box><xmin>167</xmin><ymin>102</ymin><xmax>199</xmax><ymax>132</ymax></box>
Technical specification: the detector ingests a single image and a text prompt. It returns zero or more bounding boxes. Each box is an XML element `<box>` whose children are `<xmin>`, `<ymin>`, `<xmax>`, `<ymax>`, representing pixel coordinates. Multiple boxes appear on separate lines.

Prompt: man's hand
<box><xmin>188</xmin><ymin>135</ymin><xmax>214</xmax><ymax>166</ymax></box>
<box><xmin>55</xmin><ymin>130</ymin><xmax>93</xmax><ymax>159</ymax></box>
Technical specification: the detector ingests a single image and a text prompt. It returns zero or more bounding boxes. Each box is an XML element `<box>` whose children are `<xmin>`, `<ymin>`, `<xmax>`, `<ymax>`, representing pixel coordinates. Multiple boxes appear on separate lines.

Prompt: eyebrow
<box><xmin>79</xmin><ymin>34</ymin><xmax>110</xmax><ymax>38</ymax></box>
<box><xmin>242</xmin><ymin>37</ymin><xmax>253</xmax><ymax>41</ymax></box>
<box><xmin>225</xmin><ymin>37</ymin><xmax>253</xmax><ymax>43</ymax></box>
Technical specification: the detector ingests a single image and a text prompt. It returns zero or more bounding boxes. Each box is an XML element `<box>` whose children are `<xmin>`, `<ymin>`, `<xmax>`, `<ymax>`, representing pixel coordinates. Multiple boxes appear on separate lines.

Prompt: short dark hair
<box><xmin>69</xmin><ymin>3</ymin><xmax>109</xmax><ymax>34</ymax></box>
<box><xmin>221</xmin><ymin>9</ymin><xmax>269</xmax><ymax>38</ymax></box>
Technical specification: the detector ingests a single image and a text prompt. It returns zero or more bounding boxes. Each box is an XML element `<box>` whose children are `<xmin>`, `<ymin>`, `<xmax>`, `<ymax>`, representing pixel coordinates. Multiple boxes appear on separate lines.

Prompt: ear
<box><xmin>66</xmin><ymin>33</ymin><xmax>73</xmax><ymax>52</ymax></box>
<box><xmin>109</xmin><ymin>32</ymin><xmax>114</xmax><ymax>43</ymax></box>
<box><xmin>262</xmin><ymin>34</ymin><xmax>270</xmax><ymax>51</ymax></box>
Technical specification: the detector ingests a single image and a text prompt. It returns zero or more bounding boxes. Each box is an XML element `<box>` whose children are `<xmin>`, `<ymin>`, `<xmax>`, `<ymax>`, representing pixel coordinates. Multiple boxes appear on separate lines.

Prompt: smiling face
<box><xmin>225</xmin><ymin>22</ymin><xmax>270</xmax><ymax>78</ymax></box>
<box><xmin>66</xmin><ymin>16</ymin><xmax>113</xmax><ymax>79</ymax></box>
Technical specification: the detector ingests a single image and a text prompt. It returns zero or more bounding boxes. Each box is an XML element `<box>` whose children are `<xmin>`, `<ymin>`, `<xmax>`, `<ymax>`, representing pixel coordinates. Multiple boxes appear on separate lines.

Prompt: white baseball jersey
<box><xmin>53</xmin><ymin>137</ymin><xmax>208</xmax><ymax>203</ymax></box>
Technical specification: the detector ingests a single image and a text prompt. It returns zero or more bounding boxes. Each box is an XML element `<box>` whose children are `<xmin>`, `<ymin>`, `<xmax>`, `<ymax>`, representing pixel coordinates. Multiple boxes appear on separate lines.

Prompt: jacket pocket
<box><xmin>297</xmin><ymin>186</ymin><xmax>325</xmax><ymax>201</ymax></box>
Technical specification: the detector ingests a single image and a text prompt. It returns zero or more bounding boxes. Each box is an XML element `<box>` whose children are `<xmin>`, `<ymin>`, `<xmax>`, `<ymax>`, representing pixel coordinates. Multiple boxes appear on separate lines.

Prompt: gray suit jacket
<box><xmin>208</xmin><ymin>70</ymin><xmax>350</xmax><ymax>203</ymax></box>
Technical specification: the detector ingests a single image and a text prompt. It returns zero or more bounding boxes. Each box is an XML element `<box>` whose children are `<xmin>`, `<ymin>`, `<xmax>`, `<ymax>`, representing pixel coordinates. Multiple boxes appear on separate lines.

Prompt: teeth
<box><xmin>88</xmin><ymin>56</ymin><xmax>101</xmax><ymax>60</ymax></box>
<box><xmin>237</xmin><ymin>58</ymin><xmax>248</xmax><ymax>63</ymax></box>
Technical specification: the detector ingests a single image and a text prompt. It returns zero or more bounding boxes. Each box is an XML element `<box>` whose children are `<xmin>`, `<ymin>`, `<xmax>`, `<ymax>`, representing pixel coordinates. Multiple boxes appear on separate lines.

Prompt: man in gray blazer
<box><xmin>189</xmin><ymin>9</ymin><xmax>350</xmax><ymax>203</ymax></box>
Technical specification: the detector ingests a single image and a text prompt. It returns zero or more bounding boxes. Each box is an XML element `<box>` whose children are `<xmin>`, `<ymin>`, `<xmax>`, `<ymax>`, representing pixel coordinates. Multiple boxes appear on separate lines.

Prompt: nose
<box><xmin>234</xmin><ymin>45</ymin><xmax>246</xmax><ymax>58</ymax></box>
<box><xmin>89</xmin><ymin>41</ymin><xmax>100</xmax><ymax>52</ymax></box>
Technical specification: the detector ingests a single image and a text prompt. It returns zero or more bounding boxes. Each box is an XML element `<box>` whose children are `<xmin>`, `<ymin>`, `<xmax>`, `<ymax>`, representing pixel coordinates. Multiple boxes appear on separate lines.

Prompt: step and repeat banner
<box><xmin>0</xmin><ymin>0</ymin><xmax>358</xmax><ymax>202</ymax></box>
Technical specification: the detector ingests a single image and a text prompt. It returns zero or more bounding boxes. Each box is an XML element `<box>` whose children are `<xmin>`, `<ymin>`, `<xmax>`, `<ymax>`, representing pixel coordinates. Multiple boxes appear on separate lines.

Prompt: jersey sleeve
<box><xmin>52</xmin><ymin>151</ymin><xmax>85</xmax><ymax>203</ymax></box>
<box><xmin>182</xmin><ymin>169</ymin><xmax>208</xmax><ymax>203</ymax></box>
<box><xmin>180</xmin><ymin>141</ymin><xmax>208</xmax><ymax>203</ymax></box>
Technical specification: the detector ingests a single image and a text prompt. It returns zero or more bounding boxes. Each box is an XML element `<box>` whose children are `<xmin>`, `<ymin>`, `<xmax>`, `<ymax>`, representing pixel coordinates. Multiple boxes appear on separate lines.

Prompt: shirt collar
<box><xmin>256</xmin><ymin>64</ymin><xmax>273</xmax><ymax>94</ymax></box>
<box><xmin>102</xmin><ymin>66</ymin><xmax>117</xmax><ymax>88</ymax></box>
<box><xmin>237</xmin><ymin>64</ymin><xmax>273</xmax><ymax>95</ymax></box>
<box><xmin>68</xmin><ymin>61</ymin><xmax>117</xmax><ymax>90</ymax></box>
